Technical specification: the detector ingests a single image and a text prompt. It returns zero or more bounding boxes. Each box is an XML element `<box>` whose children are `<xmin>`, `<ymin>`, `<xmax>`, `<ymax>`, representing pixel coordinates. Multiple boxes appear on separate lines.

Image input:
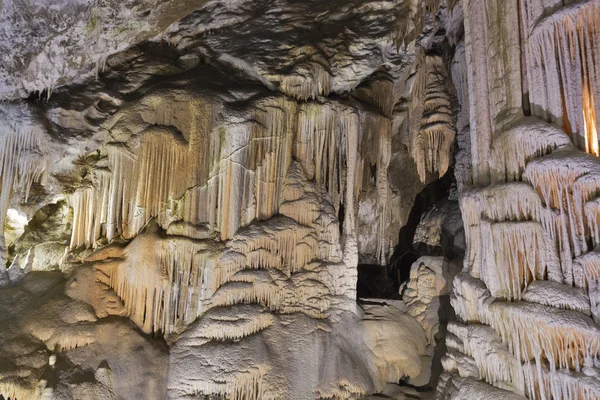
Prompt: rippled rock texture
<box><xmin>0</xmin><ymin>0</ymin><xmax>460</xmax><ymax>399</ymax></box>
<box><xmin>3</xmin><ymin>0</ymin><xmax>600</xmax><ymax>399</ymax></box>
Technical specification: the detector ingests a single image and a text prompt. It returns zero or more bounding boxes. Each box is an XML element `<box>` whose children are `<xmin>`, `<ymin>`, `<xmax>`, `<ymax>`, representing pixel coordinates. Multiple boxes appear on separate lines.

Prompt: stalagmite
<box><xmin>401</xmin><ymin>257</ymin><xmax>460</xmax><ymax>342</ymax></box>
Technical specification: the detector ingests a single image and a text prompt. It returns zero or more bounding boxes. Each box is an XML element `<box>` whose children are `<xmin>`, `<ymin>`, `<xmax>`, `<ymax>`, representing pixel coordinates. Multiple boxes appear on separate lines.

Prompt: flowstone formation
<box><xmin>3</xmin><ymin>0</ymin><xmax>600</xmax><ymax>399</ymax></box>
<box><xmin>0</xmin><ymin>1</ymin><xmax>460</xmax><ymax>399</ymax></box>
<box><xmin>437</xmin><ymin>1</ymin><xmax>600</xmax><ymax>399</ymax></box>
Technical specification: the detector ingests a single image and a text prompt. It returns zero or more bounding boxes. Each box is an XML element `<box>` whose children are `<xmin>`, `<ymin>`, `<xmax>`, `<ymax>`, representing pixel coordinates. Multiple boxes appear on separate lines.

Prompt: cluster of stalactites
<box><xmin>523</xmin><ymin>363</ymin><xmax>600</xmax><ymax>400</ymax></box>
<box><xmin>98</xmin><ymin>222</ymin><xmax>335</xmax><ymax>336</ymax></box>
<box><xmin>448</xmin><ymin>123</ymin><xmax>600</xmax><ymax>398</ymax></box>
<box><xmin>459</xmin><ymin>183</ymin><xmax>561</xmax><ymax>300</ymax></box>
<box><xmin>524</xmin><ymin>152</ymin><xmax>600</xmax><ymax>282</ymax></box>
<box><xmin>460</xmin><ymin>125</ymin><xmax>600</xmax><ymax>298</ymax></box>
<box><xmin>280</xmin><ymin>62</ymin><xmax>332</xmax><ymax>101</ymax></box>
<box><xmin>525</xmin><ymin>1</ymin><xmax>600</xmax><ymax>156</ymax></box>
<box><xmin>410</xmin><ymin>55</ymin><xmax>456</xmax><ymax>183</ymax></box>
<box><xmin>71</xmin><ymin>90</ymin><xmax>402</xmax><ymax>274</ymax></box>
<box><xmin>480</xmin><ymin>220</ymin><xmax>549</xmax><ymax>300</ymax></box>
<box><xmin>96</xmin><ymin>234</ymin><xmax>221</xmax><ymax>335</ymax></box>
<box><xmin>0</xmin><ymin>113</ymin><xmax>47</xmax><ymax>265</ymax></box>
<box><xmin>70</xmin><ymin>127</ymin><xmax>192</xmax><ymax>249</ymax></box>
<box><xmin>228</xmin><ymin>217</ymin><xmax>320</xmax><ymax>276</ymax></box>
<box><xmin>444</xmin><ymin>320</ymin><xmax>600</xmax><ymax>400</ymax></box>
<box><xmin>96</xmin><ymin>161</ymin><xmax>355</xmax><ymax>336</ymax></box>
<box><xmin>483</xmin><ymin>300</ymin><xmax>600</xmax><ymax>373</ymax></box>
<box><xmin>489</xmin><ymin>122</ymin><xmax>572</xmax><ymax>182</ymax></box>
<box><xmin>70</xmin><ymin>97</ymin><xmax>298</xmax><ymax>248</ymax></box>
<box><xmin>441</xmin><ymin>1</ymin><xmax>600</xmax><ymax>397</ymax></box>
<box><xmin>444</xmin><ymin>322</ymin><xmax>526</xmax><ymax>394</ymax></box>
<box><xmin>187</xmin><ymin>367</ymin><xmax>269</xmax><ymax>400</ymax></box>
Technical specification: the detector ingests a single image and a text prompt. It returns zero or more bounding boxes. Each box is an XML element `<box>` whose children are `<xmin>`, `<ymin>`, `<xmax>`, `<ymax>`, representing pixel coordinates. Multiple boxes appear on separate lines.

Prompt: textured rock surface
<box><xmin>0</xmin><ymin>1</ymin><xmax>456</xmax><ymax>399</ymax></box>
<box><xmin>0</xmin><ymin>0</ymin><xmax>217</xmax><ymax>100</ymax></box>
<box><xmin>2</xmin><ymin>0</ymin><xmax>600</xmax><ymax>399</ymax></box>
<box><xmin>437</xmin><ymin>1</ymin><xmax>600</xmax><ymax>399</ymax></box>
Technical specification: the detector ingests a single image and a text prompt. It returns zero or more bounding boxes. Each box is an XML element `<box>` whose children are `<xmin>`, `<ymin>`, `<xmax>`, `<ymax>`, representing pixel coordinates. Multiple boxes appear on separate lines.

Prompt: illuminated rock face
<box><xmin>0</xmin><ymin>1</ymin><xmax>459</xmax><ymax>399</ymax></box>
<box><xmin>2</xmin><ymin>0</ymin><xmax>600</xmax><ymax>399</ymax></box>
<box><xmin>437</xmin><ymin>1</ymin><xmax>600</xmax><ymax>399</ymax></box>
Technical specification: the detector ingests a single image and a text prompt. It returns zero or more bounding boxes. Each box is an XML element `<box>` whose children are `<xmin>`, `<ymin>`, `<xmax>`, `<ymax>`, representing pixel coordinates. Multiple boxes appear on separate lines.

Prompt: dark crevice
<box><xmin>338</xmin><ymin>203</ymin><xmax>345</xmax><ymax>236</ymax></box>
<box><xmin>429</xmin><ymin>294</ymin><xmax>456</xmax><ymax>386</ymax></box>
<box><xmin>357</xmin><ymin>169</ymin><xmax>454</xmax><ymax>299</ymax></box>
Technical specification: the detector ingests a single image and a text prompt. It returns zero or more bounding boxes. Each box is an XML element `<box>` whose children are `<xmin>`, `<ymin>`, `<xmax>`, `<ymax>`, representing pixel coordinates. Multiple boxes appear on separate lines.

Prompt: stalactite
<box><xmin>70</xmin><ymin>128</ymin><xmax>189</xmax><ymax>249</ymax></box>
<box><xmin>341</xmin><ymin>108</ymin><xmax>359</xmax><ymax>238</ymax></box>
<box><xmin>0</xmin><ymin>111</ymin><xmax>47</xmax><ymax>264</ymax></box>
<box><xmin>69</xmin><ymin>169</ymin><xmax>111</xmax><ymax>249</ymax></box>
<box><xmin>95</xmin><ymin>149</ymin><xmax>360</xmax><ymax>337</ymax></box>
<box><xmin>280</xmin><ymin>62</ymin><xmax>332</xmax><ymax>101</ymax></box>
<box><xmin>522</xmin><ymin>360</ymin><xmax>600</xmax><ymax>400</ymax></box>
<box><xmin>395</xmin><ymin>0</ymin><xmax>442</xmax><ymax>48</ymax></box>
<box><xmin>190</xmin><ymin>305</ymin><xmax>274</xmax><ymax>341</ymax></box>
<box><xmin>524</xmin><ymin>151</ymin><xmax>600</xmax><ymax>282</ymax></box>
<box><xmin>451</xmin><ymin>42</ymin><xmax>473</xmax><ymax>190</ymax></box>
<box><xmin>105</xmin><ymin>143</ymin><xmax>138</xmax><ymax>241</ymax></box>
<box><xmin>450</xmin><ymin>273</ymin><xmax>491</xmax><ymax>324</ymax></box>
<box><xmin>358</xmin><ymin>112</ymin><xmax>394</xmax><ymax>264</ymax></box>
<box><xmin>448</xmin><ymin>321</ymin><xmax>600</xmax><ymax>400</ymax></box>
<box><xmin>189</xmin><ymin>367</ymin><xmax>269</xmax><ymax>400</ymax></box>
<box><xmin>573</xmin><ymin>251</ymin><xmax>600</xmax><ymax>290</ymax></box>
<box><xmin>97</xmin><ymin>232</ymin><xmax>220</xmax><ymax>335</ymax></box>
<box><xmin>526</xmin><ymin>1</ymin><xmax>600</xmax><ymax>154</ymax></box>
<box><xmin>443</xmin><ymin>2</ymin><xmax>600</xmax><ymax>399</ymax></box>
<box><xmin>69</xmin><ymin>92</ymin><xmax>401</xmax><ymax>272</ymax></box>
<box><xmin>248</xmin><ymin>98</ymin><xmax>296</xmax><ymax>222</ymax></box>
<box><xmin>135</xmin><ymin>128</ymin><xmax>190</xmax><ymax>230</ymax></box>
<box><xmin>410</xmin><ymin>55</ymin><xmax>455</xmax><ymax>183</ymax></box>
<box><xmin>489</xmin><ymin>122</ymin><xmax>571</xmax><ymax>182</ymax></box>
<box><xmin>483</xmin><ymin>300</ymin><xmax>600</xmax><ymax>372</ymax></box>
<box><xmin>481</xmin><ymin>221</ymin><xmax>548</xmax><ymax>300</ymax></box>
<box><xmin>294</xmin><ymin>102</ymin><xmax>339</xmax><ymax>205</ymax></box>
<box><xmin>459</xmin><ymin>183</ymin><xmax>561</xmax><ymax>283</ymax></box>
<box><xmin>448</xmin><ymin>323</ymin><xmax>526</xmax><ymax>394</ymax></box>
<box><xmin>209</xmin><ymin>280</ymin><xmax>282</xmax><ymax>312</ymax></box>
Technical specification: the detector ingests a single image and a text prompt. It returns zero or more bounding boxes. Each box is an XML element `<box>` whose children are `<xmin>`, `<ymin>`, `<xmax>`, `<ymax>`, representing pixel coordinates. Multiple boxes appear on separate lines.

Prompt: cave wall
<box><xmin>2</xmin><ymin>0</ymin><xmax>599</xmax><ymax>399</ymax></box>
<box><xmin>438</xmin><ymin>1</ymin><xmax>600</xmax><ymax>399</ymax></box>
<box><xmin>0</xmin><ymin>1</ymin><xmax>459</xmax><ymax>399</ymax></box>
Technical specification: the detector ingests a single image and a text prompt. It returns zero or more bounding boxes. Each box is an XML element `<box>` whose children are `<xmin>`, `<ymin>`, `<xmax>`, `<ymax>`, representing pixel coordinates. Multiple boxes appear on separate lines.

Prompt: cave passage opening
<box><xmin>357</xmin><ymin>169</ymin><xmax>454</xmax><ymax>299</ymax></box>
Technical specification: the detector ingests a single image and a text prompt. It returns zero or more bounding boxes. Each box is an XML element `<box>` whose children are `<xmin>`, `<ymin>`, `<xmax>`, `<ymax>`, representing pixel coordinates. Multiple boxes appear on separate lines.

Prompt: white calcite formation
<box><xmin>410</xmin><ymin>55</ymin><xmax>456</xmax><ymax>183</ymax></box>
<box><xmin>3</xmin><ymin>0</ymin><xmax>600</xmax><ymax>399</ymax></box>
<box><xmin>438</xmin><ymin>1</ymin><xmax>600</xmax><ymax>399</ymax></box>
<box><xmin>0</xmin><ymin>1</ymin><xmax>454</xmax><ymax>399</ymax></box>
<box><xmin>401</xmin><ymin>256</ymin><xmax>460</xmax><ymax>343</ymax></box>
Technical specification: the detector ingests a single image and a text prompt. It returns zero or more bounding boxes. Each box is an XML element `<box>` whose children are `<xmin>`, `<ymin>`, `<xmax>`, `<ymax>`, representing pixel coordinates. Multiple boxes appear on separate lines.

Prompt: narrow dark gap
<box><xmin>338</xmin><ymin>203</ymin><xmax>345</xmax><ymax>236</ymax></box>
<box><xmin>428</xmin><ymin>294</ymin><xmax>456</xmax><ymax>387</ymax></box>
<box><xmin>142</xmin><ymin>290</ymin><xmax>148</xmax><ymax>326</ymax></box>
<box><xmin>357</xmin><ymin>169</ymin><xmax>454</xmax><ymax>299</ymax></box>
